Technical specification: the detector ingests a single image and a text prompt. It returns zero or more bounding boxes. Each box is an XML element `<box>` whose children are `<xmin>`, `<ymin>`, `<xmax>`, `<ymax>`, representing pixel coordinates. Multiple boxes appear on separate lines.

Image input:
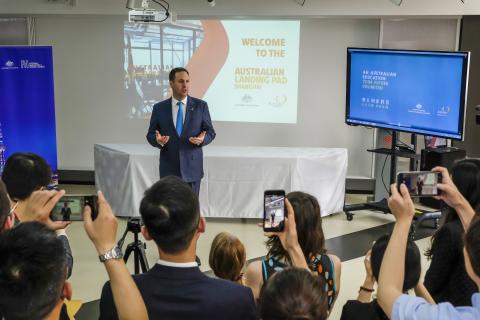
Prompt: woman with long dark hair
<box><xmin>245</xmin><ymin>191</ymin><xmax>341</xmax><ymax>312</ymax></box>
<box><xmin>424</xmin><ymin>158</ymin><xmax>480</xmax><ymax>306</ymax></box>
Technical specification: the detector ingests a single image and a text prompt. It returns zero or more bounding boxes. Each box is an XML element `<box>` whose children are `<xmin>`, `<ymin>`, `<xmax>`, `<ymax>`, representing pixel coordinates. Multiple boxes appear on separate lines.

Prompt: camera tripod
<box><xmin>117</xmin><ymin>217</ymin><xmax>150</xmax><ymax>274</ymax></box>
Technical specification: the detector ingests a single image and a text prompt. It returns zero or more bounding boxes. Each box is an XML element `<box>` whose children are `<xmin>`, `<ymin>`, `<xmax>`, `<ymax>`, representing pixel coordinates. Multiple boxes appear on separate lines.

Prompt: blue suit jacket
<box><xmin>146</xmin><ymin>96</ymin><xmax>216</xmax><ymax>182</ymax></box>
<box><xmin>99</xmin><ymin>264</ymin><xmax>257</xmax><ymax>320</ymax></box>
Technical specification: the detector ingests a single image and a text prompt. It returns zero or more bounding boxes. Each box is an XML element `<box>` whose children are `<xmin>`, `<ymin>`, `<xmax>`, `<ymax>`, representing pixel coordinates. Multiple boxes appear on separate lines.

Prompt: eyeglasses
<box><xmin>9</xmin><ymin>201</ymin><xmax>19</xmax><ymax>218</ymax></box>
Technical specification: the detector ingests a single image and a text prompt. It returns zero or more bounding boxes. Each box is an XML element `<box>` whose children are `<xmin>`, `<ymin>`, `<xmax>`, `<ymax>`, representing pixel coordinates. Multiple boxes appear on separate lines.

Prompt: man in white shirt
<box><xmin>377</xmin><ymin>167</ymin><xmax>480</xmax><ymax>320</ymax></box>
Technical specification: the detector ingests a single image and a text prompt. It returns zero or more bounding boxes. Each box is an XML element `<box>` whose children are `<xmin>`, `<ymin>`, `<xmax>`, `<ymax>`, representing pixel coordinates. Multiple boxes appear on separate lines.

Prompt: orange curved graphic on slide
<box><xmin>187</xmin><ymin>21</ymin><xmax>229</xmax><ymax>98</ymax></box>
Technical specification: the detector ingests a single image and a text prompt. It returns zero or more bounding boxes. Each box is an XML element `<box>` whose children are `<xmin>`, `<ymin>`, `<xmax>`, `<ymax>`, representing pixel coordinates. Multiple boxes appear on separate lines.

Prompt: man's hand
<box><xmin>155</xmin><ymin>130</ymin><xmax>169</xmax><ymax>145</ymax></box>
<box><xmin>83</xmin><ymin>191</ymin><xmax>118</xmax><ymax>255</ymax></box>
<box><xmin>189</xmin><ymin>131</ymin><xmax>206</xmax><ymax>146</ymax></box>
<box><xmin>388</xmin><ymin>183</ymin><xmax>415</xmax><ymax>224</ymax></box>
<box><xmin>17</xmin><ymin>189</ymin><xmax>70</xmax><ymax>230</ymax></box>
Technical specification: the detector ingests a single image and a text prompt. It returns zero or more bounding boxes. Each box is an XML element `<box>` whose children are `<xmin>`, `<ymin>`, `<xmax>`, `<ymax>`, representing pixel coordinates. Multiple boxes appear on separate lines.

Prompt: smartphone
<box><xmin>263</xmin><ymin>190</ymin><xmax>286</xmax><ymax>232</ymax></box>
<box><xmin>51</xmin><ymin>195</ymin><xmax>98</xmax><ymax>221</ymax></box>
<box><xmin>396</xmin><ymin>171</ymin><xmax>442</xmax><ymax>197</ymax></box>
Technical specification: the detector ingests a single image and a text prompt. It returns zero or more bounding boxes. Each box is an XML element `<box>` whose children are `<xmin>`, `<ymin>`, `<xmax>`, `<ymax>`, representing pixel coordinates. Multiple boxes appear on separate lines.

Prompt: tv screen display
<box><xmin>346</xmin><ymin>48</ymin><xmax>469</xmax><ymax>140</ymax></box>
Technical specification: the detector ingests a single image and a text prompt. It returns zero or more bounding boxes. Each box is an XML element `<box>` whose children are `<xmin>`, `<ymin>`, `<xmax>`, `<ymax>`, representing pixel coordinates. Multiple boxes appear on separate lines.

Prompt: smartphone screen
<box><xmin>263</xmin><ymin>190</ymin><xmax>286</xmax><ymax>232</ymax></box>
<box><xmin>397</xmin><ymin>171</ymin><xmax>441</xmax><ymax>197</ymax></box>
<box><xmin>51</xmin><ymin>195</ymin><xmax>98</xmax><ymax>221</ymax></box>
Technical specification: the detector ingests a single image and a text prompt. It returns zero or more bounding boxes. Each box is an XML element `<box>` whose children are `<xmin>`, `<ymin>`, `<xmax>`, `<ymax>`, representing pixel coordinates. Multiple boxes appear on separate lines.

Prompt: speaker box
<box><xmin>420</xmin><ymin>147</ymin><xmax>466</xmax><ymax>208</ymax></box>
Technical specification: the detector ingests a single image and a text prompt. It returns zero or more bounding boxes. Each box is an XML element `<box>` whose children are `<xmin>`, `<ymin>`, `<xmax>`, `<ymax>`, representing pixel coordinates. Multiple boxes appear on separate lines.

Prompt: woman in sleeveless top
<box><xmin>245</xmin><ymin>191</ymin><xmax>341</xmax><ymax>312</ymax></box>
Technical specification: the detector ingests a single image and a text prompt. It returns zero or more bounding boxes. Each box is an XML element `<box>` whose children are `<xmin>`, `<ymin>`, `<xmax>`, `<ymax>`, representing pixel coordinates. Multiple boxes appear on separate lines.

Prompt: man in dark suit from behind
<box><xmin>146</xmin><ymin>67</ymin><xmax>216</xmax><ymax>195</ymax></box>
<box><xmin>99</xmin><ymin>176</ymin><xmax>256</xmax><ymax>320</ymax></box>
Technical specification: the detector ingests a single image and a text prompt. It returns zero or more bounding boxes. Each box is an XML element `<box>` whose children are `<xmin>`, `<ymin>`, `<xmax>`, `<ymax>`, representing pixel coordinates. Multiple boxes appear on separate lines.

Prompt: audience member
<box><xmin>0</xmin><ymin>191</ymin><xmax>148</xmax><ymax>320</ymax></box>
<box><xmin>0</xmin><ymin>180</ymin><xmax>13</xmax><ymax>231</ymax></box>
<box><xmin>209</xmin><ymin>231</ymin><xmax>246</xmax><ymax>284</ymax></box>
<box><xmin>0</xmin><ymin>222</ymin><xmax>70</xmax><ymax>320</ymax></box>
<box><xmin>83</xmin><ymin>191</ymin><xmax>148</xmax><ymax>320</ymax></box>
<box><xmin>341</xmin><ymin>235</ymin><xmax>431</xmax><ymax>320</ymax></box>
<box><xmin>99</xmin><ymin>176</ymin><xmax>256</xmax><ymax>320</ymax></box>
<box><xmin>1</xmin><ymin>152</ymin><xmax>52</xmax><ymax>203</ymax></box>
<box><xmin>377</xmin><ymin>166</ymin><xmax>480</xmax><ymax>319</ymax></box>
<box><xmin>258</xmin><ymin>268</ymin><xmax>328</xmax><ymax>320</ymax></box>
<box><xmin>424</xmin><ymin>159</ymin><xmax>480</xmax><ymax>306</ymax></box>
<box><xmin>1</xmin><ymin>152</ymin><xmax>73</xmax><ymax>277</ymax></box>
<box><xmin>245</xmin><ymin>191</ymin><xmax>341</xmax><ymax>312</ymax></box>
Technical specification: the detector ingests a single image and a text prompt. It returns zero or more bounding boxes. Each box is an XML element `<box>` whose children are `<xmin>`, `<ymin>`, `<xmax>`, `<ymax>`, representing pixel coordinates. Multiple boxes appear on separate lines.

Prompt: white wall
<box><xmin>34</xmin><ymin>15</ymin><xmax>379</xmax><ymax>176</ymax></box>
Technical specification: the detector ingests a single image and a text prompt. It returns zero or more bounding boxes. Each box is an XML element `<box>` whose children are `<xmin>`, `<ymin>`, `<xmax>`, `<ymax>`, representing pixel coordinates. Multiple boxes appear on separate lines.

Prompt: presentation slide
<box><xmin>124</xmin><ymin>20</ymin><xmax>300</xmax><ymax>123</ymax></box>
<box><xmin>347</xmin><ymin>50</ymin><xmax>466</xmax><ymax>139</ymax></box>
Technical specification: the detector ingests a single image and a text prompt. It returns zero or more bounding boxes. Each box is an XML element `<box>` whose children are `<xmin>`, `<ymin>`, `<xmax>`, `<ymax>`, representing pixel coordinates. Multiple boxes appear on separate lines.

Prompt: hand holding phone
<box><xmin>19</xmin><ymin>189</ymin><xmax>70</xmax><ymax>230</ymax></box>
<box><xmin>263</xmin><ymin>190</ymin><xmax>286</xmax><ymax>232</ymax></box>
<box><xmin>264</xmin><ymin>197</ymin><xmax>308</xmax><ymax>268</ymax></box>
<box><xmin>51</xmin><ymin>195</ymin><xmax>98</xmax><ymax>221</ymax></box>
<box><xmin>83</xmin><ymin>191</ymin><xmax>118</xmax><ymax>255</ymax></box>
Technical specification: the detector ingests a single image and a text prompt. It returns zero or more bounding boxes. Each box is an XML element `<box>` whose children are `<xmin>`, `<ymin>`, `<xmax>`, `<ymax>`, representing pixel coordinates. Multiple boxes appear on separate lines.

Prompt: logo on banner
<box><xmin>2</xmin><ymin>60</ymin><xmax>19</xmax><ymax>70</ymax></box>
<box><xmin>20</xmin><ymin>60</ymin><xmax>45</xmax><ymax>69</ymax></box>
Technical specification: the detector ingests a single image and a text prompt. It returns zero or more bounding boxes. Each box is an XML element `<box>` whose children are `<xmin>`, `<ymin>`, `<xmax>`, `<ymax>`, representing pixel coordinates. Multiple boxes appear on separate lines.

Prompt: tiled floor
<box><xmin>59</xmin><ymin>185</ymin><xmax>437</xmax><ymax>320</ymax></box>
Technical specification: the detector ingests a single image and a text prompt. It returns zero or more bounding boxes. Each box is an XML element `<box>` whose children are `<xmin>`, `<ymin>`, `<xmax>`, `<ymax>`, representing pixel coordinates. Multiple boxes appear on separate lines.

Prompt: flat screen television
<box><xmin>346</xmin><ymin>48</ymin><xmax>470</xmax><ymax>140</ymax></box>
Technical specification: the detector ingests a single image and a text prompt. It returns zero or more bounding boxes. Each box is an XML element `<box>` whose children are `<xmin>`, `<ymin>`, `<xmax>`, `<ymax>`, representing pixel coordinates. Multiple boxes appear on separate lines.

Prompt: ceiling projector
<box><xmin>126</xmin><ymin>0</ymin><xmax>171</xmax><ymax>23</ymax></box>
<box><xmin>128</xmin><ymin>9</ymin><xmax>169</xmax><ymax>23</ymax></box>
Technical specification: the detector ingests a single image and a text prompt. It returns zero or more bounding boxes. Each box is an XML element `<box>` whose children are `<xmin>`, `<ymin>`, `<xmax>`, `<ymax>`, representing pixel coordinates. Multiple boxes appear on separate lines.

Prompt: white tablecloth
<box><xmin>94</xmin><ymin>144</ymin><xmax>347</xmax><ymax>218</ymax></box>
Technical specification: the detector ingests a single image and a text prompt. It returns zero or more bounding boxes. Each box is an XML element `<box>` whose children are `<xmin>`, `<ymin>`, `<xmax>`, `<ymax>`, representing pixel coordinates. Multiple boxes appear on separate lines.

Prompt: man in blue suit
<box><xmin>146</xmin><ymin>67</ymin><xmax>216</xmax><ymax>195</ymax></box>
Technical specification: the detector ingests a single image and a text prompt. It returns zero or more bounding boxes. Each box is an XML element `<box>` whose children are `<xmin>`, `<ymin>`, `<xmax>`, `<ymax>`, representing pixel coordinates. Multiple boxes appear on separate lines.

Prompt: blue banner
<box><xmin>0</xmin><ymin>46</ymin><xmax>58</xmax><ymax>177</ymax></box>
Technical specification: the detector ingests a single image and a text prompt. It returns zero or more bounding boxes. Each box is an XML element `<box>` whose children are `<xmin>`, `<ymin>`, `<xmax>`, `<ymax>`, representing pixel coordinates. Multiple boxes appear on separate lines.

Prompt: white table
<box><xmin>94</xmin><ymin>144</ymin><xmax>347</xmax><ymax>218</ymax></box>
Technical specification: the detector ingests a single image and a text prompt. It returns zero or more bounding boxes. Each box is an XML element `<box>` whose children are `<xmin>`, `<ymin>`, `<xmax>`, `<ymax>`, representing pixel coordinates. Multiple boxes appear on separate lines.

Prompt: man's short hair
<box><xmin>0</xmin><ymin>222</ymin><xmax>67</xmax><ymax>320</ymax></box>
<box><xmin>0</xmin><ymin>180</ymin><xmax>10</xmax><ymax>231</ymax></box>
<box><xmin>465</xmin><ymin>216</ymin><xmax>480</xmax><ymax>277</ymax></box>
<box><xmin>169</xmin><ymin>67</ymin><xmax>189</xmax><ymax>82</ymax></box>
<box><xmin>139</xmin><ymin>176</ymin><xmax>200</xmax><ymax>254</ymax></box>
<box><xmin>1</xmin><ymin>152</ymin><xmax>52</xmax><ymax>201</ymax></box>
<box><xmin>370</xmin><ymin>234</ymin><xmax>421</xmax><ymax>291</ymax></box>
<box><xmin>258</xmin><ymin>268</ymin><xmax>328</xmax><ymax>320</ymax></box>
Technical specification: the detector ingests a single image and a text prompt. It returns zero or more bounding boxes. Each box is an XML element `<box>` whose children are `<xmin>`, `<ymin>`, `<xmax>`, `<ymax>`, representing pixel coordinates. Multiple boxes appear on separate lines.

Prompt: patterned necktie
<box><xmin>176</xmin><ymin>101</ymin><xmax>183</xmax><ymax>136</ymax></box>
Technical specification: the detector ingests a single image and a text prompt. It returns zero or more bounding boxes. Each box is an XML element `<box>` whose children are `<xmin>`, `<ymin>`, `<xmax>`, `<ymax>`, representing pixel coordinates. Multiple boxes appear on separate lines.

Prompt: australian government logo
<box><xmin>1</xmin><ymin>60</ymin><xmax>18</xmax><ymax>70</ymax></box>
<box><xmin>2</xmin><ymin>59</ymin><xmax>45</xmax><ymax>70</ymax></box>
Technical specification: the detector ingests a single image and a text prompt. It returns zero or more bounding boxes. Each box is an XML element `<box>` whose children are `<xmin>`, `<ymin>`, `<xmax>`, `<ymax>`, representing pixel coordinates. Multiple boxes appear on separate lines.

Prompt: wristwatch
<box><xmin>99</xmin><ymin>245</ymin><xmax>123</xmax><ymax>263</ymax></box>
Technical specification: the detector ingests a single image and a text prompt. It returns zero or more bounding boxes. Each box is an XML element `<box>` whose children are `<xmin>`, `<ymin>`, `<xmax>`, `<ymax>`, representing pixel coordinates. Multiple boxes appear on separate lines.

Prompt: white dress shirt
<box><xmin>171</xmin><ymin>96</ymin><xmax>187</xmax><ymax>129</ymax></box>
<box><xmin>157</xmin><ymin>258</ymin><xmax>198</xmax><ymax>268</ymax></box>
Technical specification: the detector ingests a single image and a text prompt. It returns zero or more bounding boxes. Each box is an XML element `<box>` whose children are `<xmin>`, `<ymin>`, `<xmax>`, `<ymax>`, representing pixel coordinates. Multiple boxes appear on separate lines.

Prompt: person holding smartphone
<box><xmin>423</xmin><ymin>159</ymin><xmax>480</xmax><ymax>306</ymax></box>
<box><xmin>83</xmin><ymin>191</ymin><xmax>148</xmax><ymax>320</ymax></box>
<box><xmin>245</xmin><ymin>191</ymin><xmax>342</xmax><ymax>313</ymax></box>
<box><xmin>377</xmin><ymin>167</ymin><xmax>480</xmax><ymax>319</ymax></box>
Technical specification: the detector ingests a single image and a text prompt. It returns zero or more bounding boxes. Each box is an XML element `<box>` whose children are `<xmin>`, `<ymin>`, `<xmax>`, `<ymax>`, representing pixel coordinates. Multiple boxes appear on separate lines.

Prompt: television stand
<box><xmin>344</xmin><ymin>198</ymin><xmax>389</xmax><ymax>221</ymax></box>
<box><xmin>344</xmin><ymin>131</ymin><xmax>419</xmax><ymax>221</ymax></box>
